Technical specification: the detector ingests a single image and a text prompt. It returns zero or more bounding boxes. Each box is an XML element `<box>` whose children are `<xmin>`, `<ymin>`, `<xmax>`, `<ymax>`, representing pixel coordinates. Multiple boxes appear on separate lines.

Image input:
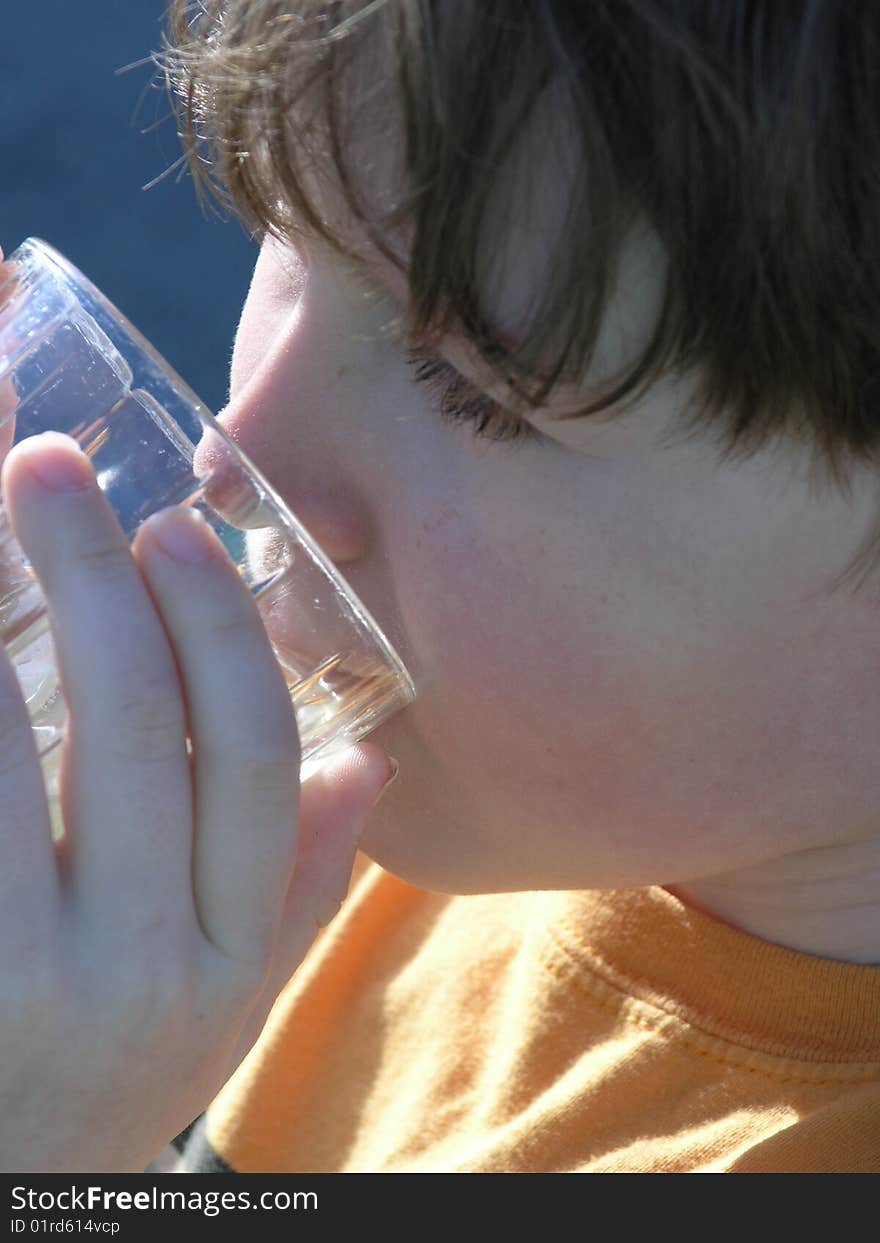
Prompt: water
<box><xmin>13</xmin><ymin>582</ymin><xmax>405</xmax><ymax>840</ymax></box>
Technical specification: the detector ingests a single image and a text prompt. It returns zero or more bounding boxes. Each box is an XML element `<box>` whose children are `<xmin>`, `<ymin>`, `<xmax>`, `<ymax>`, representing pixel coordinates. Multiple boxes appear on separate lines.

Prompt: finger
<box><xmin>1</xmin><ymin>434</ymin><xmax>195</xmax><ymax>930</ymax></box>
<box><xmin>0</xmin><ymin>642</ymin><xmax>61</xmax><ymax>961</ymax></box>
<box><xmin>133</xmin><ymin>503</ymin><xmax>303</xmax><ymax>966</ymax></box>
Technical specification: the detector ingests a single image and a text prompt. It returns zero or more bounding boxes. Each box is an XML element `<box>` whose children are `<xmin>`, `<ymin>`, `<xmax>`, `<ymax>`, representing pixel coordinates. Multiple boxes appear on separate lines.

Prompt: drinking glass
<box><xmin>0</xmin><ymin>238</ymin><xmax>415</xmax><ymax>830</ymax></box>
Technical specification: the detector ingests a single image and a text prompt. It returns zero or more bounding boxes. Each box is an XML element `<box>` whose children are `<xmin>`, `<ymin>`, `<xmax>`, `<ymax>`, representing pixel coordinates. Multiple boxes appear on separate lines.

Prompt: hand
<box><xmin>0</xmin><ymin>432</ymin><xmax>394</xmax><ymax>1173</ymax></box>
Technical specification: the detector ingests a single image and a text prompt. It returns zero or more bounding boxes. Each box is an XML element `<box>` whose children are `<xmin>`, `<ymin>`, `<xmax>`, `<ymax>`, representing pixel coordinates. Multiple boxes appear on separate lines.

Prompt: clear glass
<box><xmin>0</xmin><ymin>238</ymin><xmax>415</xmax><ymax>829</ymax></box>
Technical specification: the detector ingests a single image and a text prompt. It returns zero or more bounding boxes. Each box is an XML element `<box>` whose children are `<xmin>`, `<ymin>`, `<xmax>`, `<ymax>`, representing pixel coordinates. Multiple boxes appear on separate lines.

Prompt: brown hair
<box><xmin>158</xmin><ymin>0</ymin><xmax>880</xmax><ymax>592</ymax></box>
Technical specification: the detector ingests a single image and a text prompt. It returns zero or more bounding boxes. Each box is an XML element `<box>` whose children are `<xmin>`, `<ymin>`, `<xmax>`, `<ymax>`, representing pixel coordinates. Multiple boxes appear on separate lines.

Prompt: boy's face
<box><xmin>213</xmin><ymin>99</ymin><xmax>880</xmax><ymax>899</ymax></box>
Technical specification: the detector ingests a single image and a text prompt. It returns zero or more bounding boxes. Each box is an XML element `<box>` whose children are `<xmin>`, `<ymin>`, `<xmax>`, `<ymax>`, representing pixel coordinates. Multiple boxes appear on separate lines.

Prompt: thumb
<box><xmin>227</xmin><ymin>743</ymin><xmax>397</xmax><ymax>1071</ymax></box>
<box><xmin>269</xmin><ymin>742</ymin><xmax>397</xmax><ymax>985</ymax></box>
<box><xmin>294</xmin><ymin>741</ymin><xmax>398</xmax><ymax>928</ymax></box>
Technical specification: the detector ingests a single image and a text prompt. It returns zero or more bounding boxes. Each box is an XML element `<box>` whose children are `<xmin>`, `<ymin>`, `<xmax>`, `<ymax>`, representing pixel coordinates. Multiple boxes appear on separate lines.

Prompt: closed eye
<box><xmin>405</xmin><ymin>348</ymin><xmax>540</xmax><ymax>446</ymax></box>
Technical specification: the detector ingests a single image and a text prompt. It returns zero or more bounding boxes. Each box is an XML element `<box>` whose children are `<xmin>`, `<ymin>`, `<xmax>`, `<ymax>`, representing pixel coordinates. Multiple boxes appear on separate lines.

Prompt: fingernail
<box><xmin>147</xmin><ymin>507</ymin><xmax>216</xmax><ymax>563</ymax></box>
<box><xmin>27</xmin><ymin>433</ymin><xmax>93</xmax><ymax>492</ymax></box>
<box><xmin>373</xmin><ymin>757</ymin><xmax>399</xmax><ymax>806</ymax></box>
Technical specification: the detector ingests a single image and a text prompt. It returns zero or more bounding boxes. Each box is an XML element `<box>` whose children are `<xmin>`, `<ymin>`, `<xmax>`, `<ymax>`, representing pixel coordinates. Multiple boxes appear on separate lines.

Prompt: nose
<box><xmin>192</xmin><ymin>297</ymin><xmax>370</xmax><ymax>568</ymax></box>
<box><xmin>192</xmin><ymin>416</ymin><xmax>368</xmax><ymax>567</ymax></box>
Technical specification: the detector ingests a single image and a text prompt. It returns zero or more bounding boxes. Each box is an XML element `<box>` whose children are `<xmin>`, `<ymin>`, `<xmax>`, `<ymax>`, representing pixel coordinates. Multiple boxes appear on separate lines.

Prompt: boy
<box><xmin>3</xmin><ymin>0</ymin><xmax>880</xmax><ymax>1172</ymax></box>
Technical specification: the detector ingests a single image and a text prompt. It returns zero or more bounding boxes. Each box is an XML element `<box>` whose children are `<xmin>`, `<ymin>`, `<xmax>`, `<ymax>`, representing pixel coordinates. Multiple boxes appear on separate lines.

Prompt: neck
<box><xmin>665</xmin><ymin>833</ymin><xmax>880</xmax><ymax>965</ymax></box>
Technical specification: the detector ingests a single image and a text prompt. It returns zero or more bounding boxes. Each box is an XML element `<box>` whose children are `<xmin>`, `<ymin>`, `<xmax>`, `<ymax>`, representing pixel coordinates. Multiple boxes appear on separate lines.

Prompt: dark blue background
<box><xmin>1</xmin><ymin>3</ymin><xmax>257</xmax><ymax>413</ymax></box>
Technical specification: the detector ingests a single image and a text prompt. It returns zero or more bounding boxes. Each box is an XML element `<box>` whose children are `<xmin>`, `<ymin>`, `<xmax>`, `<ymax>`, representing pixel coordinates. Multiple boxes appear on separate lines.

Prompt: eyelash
<box><xmin>405</xmin><ymin>350</ymin><xmax>539</xmax><ymax>446</ymax></box>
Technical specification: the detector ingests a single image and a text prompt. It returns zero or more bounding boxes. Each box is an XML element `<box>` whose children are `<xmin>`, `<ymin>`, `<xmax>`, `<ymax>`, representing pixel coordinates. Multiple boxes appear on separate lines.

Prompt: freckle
<box><xmin>337</xmin><ymin>364</ymin><xmax>348</xmax><ymax>378</ymax></box>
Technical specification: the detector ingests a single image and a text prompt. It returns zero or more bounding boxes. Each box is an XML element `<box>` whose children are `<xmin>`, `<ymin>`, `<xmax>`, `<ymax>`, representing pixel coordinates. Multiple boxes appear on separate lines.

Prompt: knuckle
<box><xmin>200</xmin><ymin>716</ymin><xmax>299</xmax><ymax>801</ymax></box>
<box><xmin>200</xmin><ymin>602</ymin><xmax>255</xmax><ymax>650</ymax></box>
<box><xmin>72</xmin><ymin>535</ymin><xmax>133</xmax><ymax>584</ymax></box>
<box><xmin>199</xmin><ymin>700</ymin><xmax>299</xmax><ymax>791</ymax></box>
<box><xmin>104</xmin><ymin>675</ymin><xmax>185</xmax><ymax>763</ymax></box>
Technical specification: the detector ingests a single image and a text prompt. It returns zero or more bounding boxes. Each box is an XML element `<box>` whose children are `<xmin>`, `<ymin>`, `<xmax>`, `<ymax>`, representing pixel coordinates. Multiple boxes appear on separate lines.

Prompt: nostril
<box><xmin>194</xmin><ymin>430</ymin><xmax>368</xmax><ymax>567</ymax></box>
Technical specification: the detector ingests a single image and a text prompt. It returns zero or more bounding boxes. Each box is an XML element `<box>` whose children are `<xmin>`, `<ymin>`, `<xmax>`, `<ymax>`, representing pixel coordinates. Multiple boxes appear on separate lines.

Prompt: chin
<box><xmin>357</xmin><ymin>801</ymin><xmax>485</xmax><ymax>897</ymax></box>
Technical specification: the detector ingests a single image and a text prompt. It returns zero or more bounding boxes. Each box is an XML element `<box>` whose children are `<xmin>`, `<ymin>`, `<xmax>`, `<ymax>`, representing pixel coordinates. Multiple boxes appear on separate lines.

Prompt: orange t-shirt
<box><xmin>178</xmin><ymin>860</ymin><xmax>880</xmax><ymax>1172</ymax></box>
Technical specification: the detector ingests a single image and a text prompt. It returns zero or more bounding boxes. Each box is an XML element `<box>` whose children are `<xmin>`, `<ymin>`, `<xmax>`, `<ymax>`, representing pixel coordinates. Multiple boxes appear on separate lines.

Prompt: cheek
<box><xmin>387</xmin><ymin>458</ymin><xmax>611</xmax><ymax>784</ymax></box>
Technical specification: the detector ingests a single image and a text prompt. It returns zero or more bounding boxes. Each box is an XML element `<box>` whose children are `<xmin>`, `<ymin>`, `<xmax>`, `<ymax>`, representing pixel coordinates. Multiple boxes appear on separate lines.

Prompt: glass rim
<box><xmin>1</xmin><ymin>236</ymin><xmax>418</xmax><ymax>715</ymax></box>
<box><xmin>8</xmin><ymin>237</ymin><xmax>212</xmax><ymax>418</ymax></box>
